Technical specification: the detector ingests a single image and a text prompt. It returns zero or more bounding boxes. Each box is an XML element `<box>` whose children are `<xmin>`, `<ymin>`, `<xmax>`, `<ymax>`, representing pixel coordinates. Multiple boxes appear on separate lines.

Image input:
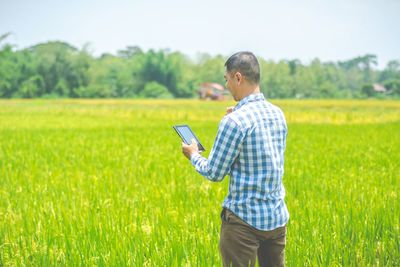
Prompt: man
<box><xmin>182</xmin><ymin>52</ymin><xmax>289</xmax><ymax>267</ymax></box>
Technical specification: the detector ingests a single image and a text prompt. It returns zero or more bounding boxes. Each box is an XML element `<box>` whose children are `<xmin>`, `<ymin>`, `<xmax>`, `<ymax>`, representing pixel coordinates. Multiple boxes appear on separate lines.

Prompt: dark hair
<box><xmin>225</xmin><ymin>51</ymin><xmax>260</xmax><ymax>84</ymax></box>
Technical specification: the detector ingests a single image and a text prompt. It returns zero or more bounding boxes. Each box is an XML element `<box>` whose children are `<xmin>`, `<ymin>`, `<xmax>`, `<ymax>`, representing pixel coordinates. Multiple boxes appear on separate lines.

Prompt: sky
<box><xmin>1</xmin><ymin>0</ymin><xmax>399</xmax><ymax>69</ymax></box>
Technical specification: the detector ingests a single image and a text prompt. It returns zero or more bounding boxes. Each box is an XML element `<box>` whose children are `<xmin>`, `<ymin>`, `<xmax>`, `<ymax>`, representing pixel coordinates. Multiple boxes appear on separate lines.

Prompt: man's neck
<box><xmin>238</xmin><ymin>85</ymin><xmax>260</xmax><ymax>101</ymax></box>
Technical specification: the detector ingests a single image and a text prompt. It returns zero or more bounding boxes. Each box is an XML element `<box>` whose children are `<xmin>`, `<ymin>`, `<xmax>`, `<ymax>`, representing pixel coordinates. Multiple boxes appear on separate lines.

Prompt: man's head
<box><xmin>224</xmin><ymin>52</ymin><xmax>260</xmax><ymax>101</ymax></box>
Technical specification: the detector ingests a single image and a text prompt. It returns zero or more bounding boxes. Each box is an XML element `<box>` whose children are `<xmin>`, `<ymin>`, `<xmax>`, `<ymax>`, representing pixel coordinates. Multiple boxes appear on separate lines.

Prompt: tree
<box><xmin>0</xmin><ymin>32</ymin><xmax>17</xmax><ymax>97</ymax></box>
<box><xmin>360</xmin><ymin>83</ymin><xmax>375</xmax><ymax>97</ymax></box>
<box><xmin>379</xmin><ymin>60</ymin><xmax>400</xmax><ymax>83</ymax></box>
<box><xmin>67</xmin><ymin>44</ymin><xmax>92</xmax><ymax>96</ymax></box>
<box><xmin>338</xmin><ymin>54</ymin><xmax>377</xmax><ymax>83</ymax></box>
<box><xmin>139</xmin><ymin>81</ymin><xmax>173</xmax><ymax>99</ymax></box>
<box><xmin>83</xmin><ymin>55</ymin><xmax>127</xmax><ymax>98</ymax></box>
<box><xmin>134</xmin><ymin>49</ymin><xmax>186</xmax><ymax>97</ymax></box>
<box><xmin>259</xmin><ymin>60</ymin><xmax>293</xmax><ymax>98</ymax></box>
<box><xmin>0</xmin><ymin>32</ymin><xmax>12</xmax><ymax>57</ymax></box>
<box><xmin>383</xmin><ymin>79</ymin><xmax>400</xmax><ymax>96</ymax></box>
<box><xmin>1</xmin><ymin>35</ymin><xmax>400</xmax><ymax>99</ymax></box>
<box><xmin>285</xmin><ymin>59</ymin><xmax>301</xmax><ymax>76</ymax></box>
<box><xmin>16</xmin><ymin>75</ymin><xmax>45</xmax><ymax>98</ymax></box>
<box><xmin>195</xmin><ymin>54</ymin><xmax>226</xmax><ymax>89</ymax></box>
<box><xmin>30</xmin><ymin>41</ymin><xmax>75</xmax><ymax>96</ymax></box>
<box><xmin>117</xmin><ymin>46</ymin><xmax>143</xmax><ymax>59</ymax></box>
<box><xmin>359</xmin><ymin>54</ymin><xmax>377</xmax><ymax>82</ymax></box>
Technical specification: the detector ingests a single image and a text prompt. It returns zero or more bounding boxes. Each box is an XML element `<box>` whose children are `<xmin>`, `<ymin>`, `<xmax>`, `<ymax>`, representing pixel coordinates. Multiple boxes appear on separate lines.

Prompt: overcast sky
<box><xmin>1</xmin><ymin>0</ymin><xmax>399</xmax><ymax>69</ymax></box>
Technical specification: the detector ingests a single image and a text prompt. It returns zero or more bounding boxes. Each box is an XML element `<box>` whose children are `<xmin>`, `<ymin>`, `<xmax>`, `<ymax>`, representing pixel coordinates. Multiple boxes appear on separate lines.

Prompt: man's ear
<box><xmin>235</xmin><ymin>72</ymin><xmax>242</xmax><ymax>83</ymax></box>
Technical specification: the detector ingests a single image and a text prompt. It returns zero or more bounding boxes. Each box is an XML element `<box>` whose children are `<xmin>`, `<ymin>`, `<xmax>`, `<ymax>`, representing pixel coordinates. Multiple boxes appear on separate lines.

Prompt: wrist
<box><xmin>190</xmin><ymin>151</ymin><xmax>200</xmax><ymax>165</ymax></box>
<box><xmin>190</xmin><ymin>151</ymin><xmax>198</xmax><ymax>159</ymax></box>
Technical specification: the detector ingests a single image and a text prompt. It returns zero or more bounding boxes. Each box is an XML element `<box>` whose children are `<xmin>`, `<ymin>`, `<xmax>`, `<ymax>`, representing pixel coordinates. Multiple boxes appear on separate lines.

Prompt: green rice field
<box><xmin>0</xmin><ymin>99</ymin><xmax>399</xmax><ymax>266</ymax></box>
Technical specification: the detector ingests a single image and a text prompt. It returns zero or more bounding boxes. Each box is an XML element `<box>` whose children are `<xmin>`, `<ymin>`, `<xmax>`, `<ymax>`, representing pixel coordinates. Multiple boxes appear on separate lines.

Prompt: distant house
<box><xmin>373</xmin><ymin>83</ymin><xmax>387</xmax><ymax>93</ymax></box>
<box><xmin>198</xmin><ymin>83</ymin><xmax>229</xmax><ymax>100</ymax></box>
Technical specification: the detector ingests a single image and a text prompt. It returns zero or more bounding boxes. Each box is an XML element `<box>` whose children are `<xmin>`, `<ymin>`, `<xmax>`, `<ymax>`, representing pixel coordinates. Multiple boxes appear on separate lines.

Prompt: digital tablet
<box><xmin>173</xmin><ymin>125</ymin><xmax>206</xmax><ymax>152</ymax></box>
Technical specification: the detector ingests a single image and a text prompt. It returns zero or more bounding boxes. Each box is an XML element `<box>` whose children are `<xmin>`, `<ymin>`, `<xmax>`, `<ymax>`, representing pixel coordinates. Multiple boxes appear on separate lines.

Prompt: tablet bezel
<box><xmin>173</xmin><ymin>124</ymin><xmax>205</xmax><ymax>152</ymax></box>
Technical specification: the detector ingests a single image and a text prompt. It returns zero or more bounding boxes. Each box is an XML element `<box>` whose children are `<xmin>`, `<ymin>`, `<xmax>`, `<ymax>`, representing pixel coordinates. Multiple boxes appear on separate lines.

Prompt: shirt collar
<box><xmin>233</xmin><ymin>93</ymin><xmax>265</xmax><ymax>111</ymax></box>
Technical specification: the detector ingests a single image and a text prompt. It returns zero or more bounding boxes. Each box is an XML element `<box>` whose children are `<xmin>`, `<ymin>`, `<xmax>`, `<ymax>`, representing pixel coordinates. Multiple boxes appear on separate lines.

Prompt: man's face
<box><xmin>224</xmin><ymin>69</ymin><xmax>239</xmax><ymax>101</ymax></box>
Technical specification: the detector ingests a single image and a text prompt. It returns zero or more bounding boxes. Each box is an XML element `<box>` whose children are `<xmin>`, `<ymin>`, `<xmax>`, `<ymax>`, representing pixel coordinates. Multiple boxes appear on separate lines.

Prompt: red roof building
<box><xmin>198</xmin><ymin>83</ymin><xmax>229</xmax><ymax>100</ymax></box>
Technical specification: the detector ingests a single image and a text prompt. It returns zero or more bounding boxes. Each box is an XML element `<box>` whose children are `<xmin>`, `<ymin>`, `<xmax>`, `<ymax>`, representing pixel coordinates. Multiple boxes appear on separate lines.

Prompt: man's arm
<box><xmin>182</xmin><ymin>106</ymin><xmax>235</xmax><ymax>159</ymax></box>
<box><xmin>182</xmin><ymin>116</ymin><xmax>244</xmax><ymax>182</ymax></box>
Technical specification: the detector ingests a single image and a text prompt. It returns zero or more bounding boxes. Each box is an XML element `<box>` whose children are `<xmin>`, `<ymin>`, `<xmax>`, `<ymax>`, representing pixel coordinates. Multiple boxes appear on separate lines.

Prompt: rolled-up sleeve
<box><xmin>190</xmin><ymin>116</ymin><xmax>244</xmax><ymax>182</ymax></box>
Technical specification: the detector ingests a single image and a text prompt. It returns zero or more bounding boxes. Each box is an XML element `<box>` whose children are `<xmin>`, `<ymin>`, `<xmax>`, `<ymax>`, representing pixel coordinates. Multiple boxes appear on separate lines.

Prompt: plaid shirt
<box><xmin>190</xmin><ymin>93</ymin><xmax>289</xmax><ymax>231</ymax></box>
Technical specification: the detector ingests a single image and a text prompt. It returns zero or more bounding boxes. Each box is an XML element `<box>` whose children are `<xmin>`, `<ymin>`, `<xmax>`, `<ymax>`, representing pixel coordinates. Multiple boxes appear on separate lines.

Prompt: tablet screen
<box><xmin>173</xmin><ymin>125</ymin><xmax>205</xmax><ymax>152</ymax></box>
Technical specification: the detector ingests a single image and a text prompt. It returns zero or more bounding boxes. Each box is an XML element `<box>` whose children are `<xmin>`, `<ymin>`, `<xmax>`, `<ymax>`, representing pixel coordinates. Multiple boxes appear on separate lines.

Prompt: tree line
<box><xmin>1</xmin><ymin>33</ymin><xmax>400</xmax><ymax>99</ymax></box>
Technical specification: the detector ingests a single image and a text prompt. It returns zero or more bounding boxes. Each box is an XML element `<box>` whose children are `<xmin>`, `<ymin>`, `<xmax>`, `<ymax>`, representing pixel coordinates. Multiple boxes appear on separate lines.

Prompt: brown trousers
<box><xmin>219</xmin><ymin>209</ymin><xmax>286</xmax><ymax>267</ymax></box>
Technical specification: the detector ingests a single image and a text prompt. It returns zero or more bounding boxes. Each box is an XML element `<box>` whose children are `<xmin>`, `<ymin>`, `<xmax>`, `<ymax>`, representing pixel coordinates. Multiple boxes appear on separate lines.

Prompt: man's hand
<box><xmin>182</xmin><ymin>138</ymin><xmax>200</xmax><ymax>160</ymax></box>
<box><xmin>226</xmin><ymin>106</ymin><xmax>234</xmax><ymax>116</ymax></box>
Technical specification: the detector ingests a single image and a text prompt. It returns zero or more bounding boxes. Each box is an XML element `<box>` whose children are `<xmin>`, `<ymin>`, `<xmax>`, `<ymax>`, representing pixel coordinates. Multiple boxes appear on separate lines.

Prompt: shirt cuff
<box><xmin>190</xmin><ymin>152</ymin><xmax>201</xmax><ymax>166</ymax></box>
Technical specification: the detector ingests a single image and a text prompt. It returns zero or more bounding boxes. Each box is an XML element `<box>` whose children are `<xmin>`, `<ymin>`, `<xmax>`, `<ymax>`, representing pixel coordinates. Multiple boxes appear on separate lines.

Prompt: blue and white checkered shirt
<box><xmin>190</xmin><ymin>93</ymin><xmax>289</xmax><ymax>231</ymax></box>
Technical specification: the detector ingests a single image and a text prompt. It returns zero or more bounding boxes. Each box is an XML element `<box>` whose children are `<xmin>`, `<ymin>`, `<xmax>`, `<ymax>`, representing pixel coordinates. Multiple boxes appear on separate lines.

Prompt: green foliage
<box><xmin>86</xmin><ymin>56</ymin><xmax>133</xmax><ymax>98</ymax></box>
<box><xmin>360</xmin><ymin>83</ymin><xmax>375</xmax><ymax>97</ymax></box>
<box><xmin>384</xmin><ymin>79</ymin><xmax>400</xmax><ymax>95</ymax></box>
<box><xmin>379</xmin><ymin>60</ymin><xmax>400</xmax><ymax>83</ymax></box>
<box><xmin>73</xmin><ymin>84</ymin><xmax>113</xmax><ymax>98</ymax></box>
<box><xmin>1</xmin><ymin>33</ymin><xmax>400</xmax><ymax>99</ymax></box>
<box><xmin>139</xmin><ymin>81</ymin><xmax>173</xmax><ymax>99</ymax></box>
<box><xmin>15</xmin><ymin>75</ymin><xmax>44</xmax><ymax>98</ymax></box>
<box><xmin>55</xmin><ymin>78</ymin><xmax>69</xmax><ymax>97</ymax></box>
